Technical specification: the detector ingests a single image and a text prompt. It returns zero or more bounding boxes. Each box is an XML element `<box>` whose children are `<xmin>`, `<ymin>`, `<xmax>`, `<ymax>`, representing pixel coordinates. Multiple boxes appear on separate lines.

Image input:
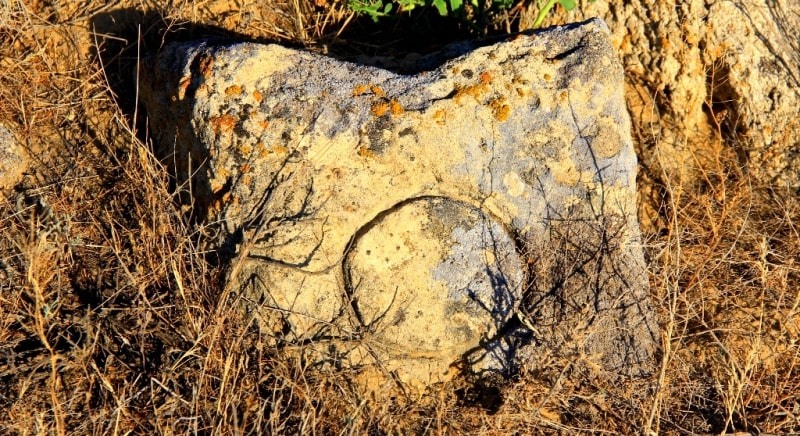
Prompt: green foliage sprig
<box><xmin>348</xmin><ymin>0</ymin><xmax>594</xmax><ymax>28</ymax></box>
<box><xmin>531</xmin><ymin>0</ymin><xmax>595</xmax><ymax>29</ymax></box>
<box><xmin>348</xmin><ymin>0</ymin><xmax>476</xmax><ymax>21</ymax></box>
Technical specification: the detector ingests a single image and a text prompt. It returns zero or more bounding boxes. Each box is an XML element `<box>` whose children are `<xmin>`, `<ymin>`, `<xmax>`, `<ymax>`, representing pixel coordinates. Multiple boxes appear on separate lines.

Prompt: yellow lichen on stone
<box><xmin>488</xmin><ymin>96</ymin><xmax>510</xmax><ymax>121</ymax></box>
<box><xmin>269</xmin><ymin>144</ymin><xmax>289</xmax><ymax>155</ymax></box>
<box><xmin>238</xmin><ymin>144</ymin><xmax>253</xmax><ymax>155</ymax></box>
<box><xmin>357</xmin><ymin>146</ymin><xmax>374</xmax><ymax>158</ymax></box>
<box><xmin>432</xmin><ymin>108</ymin><xmax>447</xmax><ymax>125</ymax></box>
<box><xmin>552</xmin><ymin>159</ymin><xmax>580</xmax><ymax>187</ymax></box>
<box><xmin>454</xmin><ymin>83</ymin><xmax>487</xmax><ymax>103</ymax></box>
<box><xmin>352</xmin><ymin>84</ymin><xmax>368</xmax><ymax>96</ymax></box>
<box><xmin>210</xmin><ymin>179</ymin><xmax>225</xmax><ymax>194</ymax></box>
<box><xmin>590</xmin><ymin>116</ymin><xmax>623</xmax><ymax>158</ymax></box>
<box><xmin>225</xmin><ymin>85</ymin><xmax>243</xmax><ymax>96</ymax></box>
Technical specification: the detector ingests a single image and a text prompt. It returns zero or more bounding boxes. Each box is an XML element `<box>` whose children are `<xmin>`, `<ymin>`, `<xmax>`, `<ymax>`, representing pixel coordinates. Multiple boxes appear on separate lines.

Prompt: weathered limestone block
<box><xmin>141</xmin><ymin>19</ymin><xmax>659</xmax><ymax>385</ymax></box>
<box><xmin>0</xmin><ymin>124</ymin><xmax>27</xmax><ymax>194</ymax></box>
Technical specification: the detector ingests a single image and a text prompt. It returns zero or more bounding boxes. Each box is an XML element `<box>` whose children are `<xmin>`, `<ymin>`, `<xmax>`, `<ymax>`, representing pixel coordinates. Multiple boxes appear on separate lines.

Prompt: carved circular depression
<box><xmin>344</xmin><ymin>197</ymin><xmax>525</xmax><ymax>359</ymax></box>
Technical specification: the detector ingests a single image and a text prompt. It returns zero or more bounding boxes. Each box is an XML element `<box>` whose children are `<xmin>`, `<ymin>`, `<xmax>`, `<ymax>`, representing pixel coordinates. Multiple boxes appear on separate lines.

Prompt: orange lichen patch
<box><xmin>268</xmin><ymin>144</ymin><xmax>289</xmax><ymax>155</ymax></box>
<box><xmin>210</xmin><ymin>113</ymin><xmax>238</xmax><ymax>134</ymax></box>
<box><xmin>238</xmin><ymin>144</ymin><xmax>253</xmax><ymax>155</ymax></box>
<box><xmin>369</xmin><ymin>85</ymin><xmax>386</xmax><ymax>98</ymax></box>
<box><xmin>225</xmin><ymin>85</ymin><xmax>243</xmax><ymax>96</ymax></box>
<box><xmin>454</xmin><ymin>83</ymin><xmax>488</xmax><ymax>103</ymax></box>
<box><xmin>211</xmin><ymin>199</ymin><xmax>222</xmax><ymax>213</ymax></box>
<box><xmin>433</xmin><ymin>109</ymin><xmax>446</xmax><ymax>125</ymax></box>
<box><xmin>352</xmin><ymin>84</ymin><xmax>369</xmax><ymax>96</ymax></box>
<box><xmin>240</xmin><ymin>163</ymin><xmax>251</xmax><ymax>173</ymax></box>
<box><xmin>479</xmin><ymin>71</ymin><xmax>493</xmax><ymax>86</ymax></box>
<box><xmin>488</xmin><ymin>96</ymin><xmax>510</xmax><ymax>121</ymax></box>
<box><xmin>199</xmin><ymin>55</ymin><xmax>214</xmax><ymax>78</ymax></box>
<box><xmin>371</xmin><ymin>101</ymin><xmax>390</xmax><ymax>117</ymax></box>
<box><xmin>390</xmin><ymin>99</ymin><xmax>404</xmax><ymax>115</ymax></box>
<box><xmin>258</xmin><ymin>120</ymin><xmax>270</xmax><ymax>129</ymax></box>
<box><xmin>357</xmin><ymin>146</ymin><xmax>374</xmax><ymax>158</ymax></box>
<box><xmin>211</xmin><ymin>192</ymin><xmax>233</xmax><ymax>212</ymax></box>
<box><xmin>543</xmin><ymin>73</ymin><xmax>552</xmax><ymax>81</ymax></box>
<box><xmin>178</xmin><ymin>76</ymin><xmax>191</xmax><ymax>99</ymax></box>
<box><xmin>253</xmin><ymin>90</ymin><xmax>263</xmax><ymax>102</ymax></box>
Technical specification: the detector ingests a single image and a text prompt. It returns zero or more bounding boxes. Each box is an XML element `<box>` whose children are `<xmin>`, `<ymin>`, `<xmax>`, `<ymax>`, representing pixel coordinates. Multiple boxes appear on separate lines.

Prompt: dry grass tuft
<box><xmin>2</xmin><ymin>0</ymin><xmax>799</xmax><ymax>434</ymax></box>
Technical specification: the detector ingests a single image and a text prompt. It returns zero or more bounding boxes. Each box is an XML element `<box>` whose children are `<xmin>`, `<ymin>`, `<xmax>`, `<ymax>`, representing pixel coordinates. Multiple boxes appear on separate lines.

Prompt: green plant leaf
<box><xmin>349</xmin><ymin>0</ymin><xmax>391</xmax><ymax>21</ymax></box>
<box><xmin>432</xmin><ymin>0</ymin><xmax>448</xmax><ymax>16</ymax></box>
<box><xmin>449</xmin><ymin>0</ymin><xmax>463</xmax><ymax>13</ymax></box>
<box><xmin>558</xmin><ymin>0</ymin><xmax>576</xmax><ymax>11</ymax></box>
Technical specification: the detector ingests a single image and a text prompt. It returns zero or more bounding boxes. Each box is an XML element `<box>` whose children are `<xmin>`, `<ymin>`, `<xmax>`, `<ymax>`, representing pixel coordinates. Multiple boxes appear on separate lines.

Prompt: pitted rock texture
<box><xmin>541</xmin><ymin>0</ymin><xmax>800</xmax><ymax>189</ymax></box>
<box><xmin>141</xmin><ymin>19</ymin><xmax>659</xmax><ymax>385</ymax></box>
<box><xmin>0</xmin><ymin>124</ymin><xmax>27</xmax><ymax>194</ymax></box>
<box><xmin>345</xmin><ymin>197</ymin><xmax>525</xmax><ymax>361</ymax></box>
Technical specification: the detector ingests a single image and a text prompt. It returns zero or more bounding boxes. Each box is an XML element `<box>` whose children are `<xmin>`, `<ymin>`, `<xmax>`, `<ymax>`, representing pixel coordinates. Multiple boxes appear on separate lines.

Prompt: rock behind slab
<box><xmin>141</xmin><ymin>19</ymin><xmax>659</xmax><ymax>386</ymax></box>
<box><xmin>543</xmin><ymin>0</ymin><xmax>800</xmax><ymax>189</ymax></box>
<box><xmin>0</xmin><ymin>124</ymin><xmax>27</xmax><ymax>195</ymax></box>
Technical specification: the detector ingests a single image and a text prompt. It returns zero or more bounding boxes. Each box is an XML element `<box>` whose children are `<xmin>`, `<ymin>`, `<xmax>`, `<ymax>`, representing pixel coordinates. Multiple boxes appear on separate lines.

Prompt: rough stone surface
<box><xmin>141</xmin><ymin>19</ymin><xmax>659</xmax><ymax>385</ymax></box>
<box><xmin>346</xmin><ymin>197</ymin><xmax>525</xmax><ymax>361</ymax></box>
<box><xmin>541</xmin><ymin>0</ymin><xmax>800</xmax><ymax>188</ymax></box>
<box><xmin>0</xmin><ymin>124</ymin><xmax>27</xmax><ymax>194</ymax></box>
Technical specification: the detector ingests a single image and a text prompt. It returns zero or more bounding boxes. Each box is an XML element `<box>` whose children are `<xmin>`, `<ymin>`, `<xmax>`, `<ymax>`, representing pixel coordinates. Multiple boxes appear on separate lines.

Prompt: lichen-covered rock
<box><xmin>141</xmin><ymin>19</ymin><xmax>659</xmax><ymax>385</ymax></box>
<box><xmin>0</xmin><ymin>124</ymin><xmax>27</xmax><ymax>194</ymax></box>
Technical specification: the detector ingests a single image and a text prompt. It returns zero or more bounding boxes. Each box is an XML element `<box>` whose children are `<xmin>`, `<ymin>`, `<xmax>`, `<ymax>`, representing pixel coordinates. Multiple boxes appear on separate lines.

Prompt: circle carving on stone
<box><xmin>344</xmin><ymin>196</ymin><xmax>525</xmax><ymax>362</ymax></box>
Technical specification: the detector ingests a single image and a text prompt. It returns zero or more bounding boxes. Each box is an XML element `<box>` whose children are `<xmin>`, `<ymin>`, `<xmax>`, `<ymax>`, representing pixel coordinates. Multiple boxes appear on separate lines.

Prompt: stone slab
<box><xmin>141</xmin><ymin>18</ymin><xmax>659</xmax><ymax>385</ymax></box>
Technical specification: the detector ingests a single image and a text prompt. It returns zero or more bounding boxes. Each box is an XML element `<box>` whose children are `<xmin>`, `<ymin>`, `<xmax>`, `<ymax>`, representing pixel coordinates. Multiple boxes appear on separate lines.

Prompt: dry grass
<box><xmin>1</xmin><ymin>0</ymin><xmax>799</xmax><ymax>434</ymax></box>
